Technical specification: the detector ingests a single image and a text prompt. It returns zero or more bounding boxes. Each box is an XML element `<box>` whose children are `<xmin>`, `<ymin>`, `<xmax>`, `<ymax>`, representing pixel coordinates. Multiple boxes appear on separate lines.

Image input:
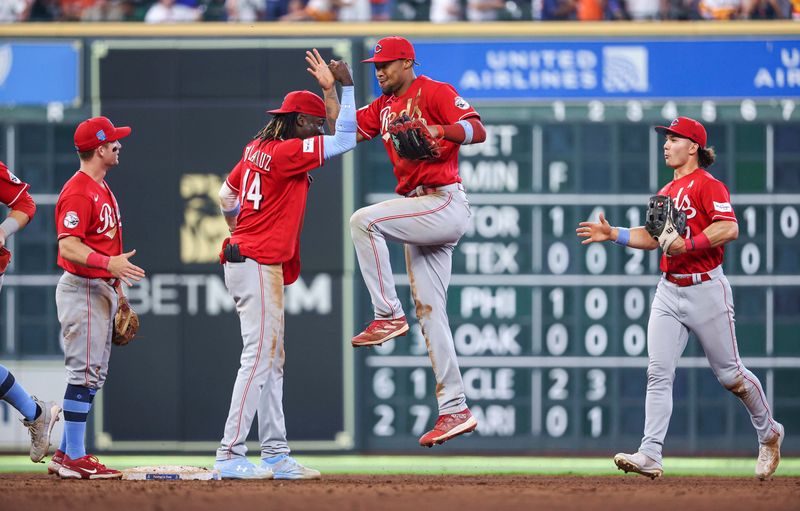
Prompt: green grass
<box><xmin>1</xmin><ymin>455</ymin><xmax>799</xmax><ymax>477</ymax></box>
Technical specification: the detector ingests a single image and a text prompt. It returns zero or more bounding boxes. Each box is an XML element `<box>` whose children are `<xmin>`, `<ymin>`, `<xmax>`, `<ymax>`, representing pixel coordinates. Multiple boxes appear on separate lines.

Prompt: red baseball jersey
<box><xmin>658</xmin><ymin>168</ymin><xmax>737</xmax><ymax>274</ymax></box>
<box><xmin>56</xmin><ymin>171</ymin><xmax>123</xmax><ymax>278</ymax></box>
<box><xmin>224</xmin><ymin>135</ymin><xmax>325</xmax><ymax>282</ymax></box>
<box><xmin>0</xmin><ymin>160</ymin><xmax>30</xmax><ymax>208</ymax></box>
<box><xmin>357</xmin><ymin>75</ymin><xmax>479</xmax><ymax>196</ymax></box>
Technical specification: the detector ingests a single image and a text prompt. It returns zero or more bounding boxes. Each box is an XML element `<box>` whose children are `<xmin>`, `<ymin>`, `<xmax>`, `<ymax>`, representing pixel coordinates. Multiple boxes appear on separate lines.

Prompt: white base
<box><xmin>121</xmin><ymin>466</ymin><xmax>221</xmax><ymax>481</ymax></box>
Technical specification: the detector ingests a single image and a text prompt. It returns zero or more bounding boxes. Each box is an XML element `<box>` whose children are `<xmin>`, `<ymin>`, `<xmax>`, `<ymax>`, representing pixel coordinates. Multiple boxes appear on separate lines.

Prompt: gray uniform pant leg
<box><xmin>405</xmin><ymin>243</ymin><xmax>467</xmax><ymax>415</ymax></box>
<box><xmin>349</xmin><ymin>197</ymin><xmax>408</xmax><ymax>320</ymax></box>
<box><xmin>217</xmin><ymin>260</ymin><xmax>285</xmax><ymax>461</ymax></box>
<box><xmin>639</xmin><ymin>280</ymin><xmax>689</xmax><ymax>464</ymax></box>
<box><xmin>56</xmin><ymin>272</ymin><xmax>118</xmax><ymax>389</ymax></box>
<box><xmin>258</xmin><ymin>311</ymin><xmax>289</xmax><ymax>458</ymax></box>
<box><xmin>350</xmin><ymin>188</ymin><xmax>471</xmax><ymax>415</ymax></box>
<box><xmin>686</xmin><ymin>275</ymin><xmax>780</xmax><ymax>444</ymax></box>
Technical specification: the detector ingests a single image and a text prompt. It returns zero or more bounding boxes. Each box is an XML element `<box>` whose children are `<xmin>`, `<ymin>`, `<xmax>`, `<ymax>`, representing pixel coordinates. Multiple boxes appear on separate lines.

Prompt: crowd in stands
<box><xmin>1</xmin><ymin>0</ymin><xmax>797</xmax><ymax>23</ymax></box>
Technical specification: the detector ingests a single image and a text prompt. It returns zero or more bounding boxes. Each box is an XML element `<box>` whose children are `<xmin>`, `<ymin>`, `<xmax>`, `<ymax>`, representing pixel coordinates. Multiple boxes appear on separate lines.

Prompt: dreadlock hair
<box><xmin>698</xmin><ymin>146</ymin><xmax>716</xmax><ymax>168</ymax></box>
<box><xmin>254</xmin><ymin>112</ymin><xmax>300</xmax><ymax>142</ymax></box>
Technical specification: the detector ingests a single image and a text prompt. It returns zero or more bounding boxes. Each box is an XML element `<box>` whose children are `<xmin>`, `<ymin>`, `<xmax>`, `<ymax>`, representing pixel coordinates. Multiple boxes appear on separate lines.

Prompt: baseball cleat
<box><xmin>756</xmin><ymin>422</ymin><xmax>784</xmax><ymax>480</ymax></box>
<box><xmin>419</xmin><ymin>409</ymin><xmax>478</xmax><ymax>448</ymax></box>
<box><xmin>261</xmin><ymin>454</ymin><xmax>321</xmax><ymax>480</ymax></box>
<box><xmin>352</xmin><ymin>316</ymin><xmax>409</xmax><ymax>347</ymax></box>
<box><xmin>21</xmin><ymin>397</ymin><xmax>61</xmax><ymax>463</ymax></box>
<box><xmin>613</xmin><ymin>452</ymin><xmax>663</xmax><ymax>480</ymax></box>
<box><xmin>214</xmin><ymin>457</ymin><xmax>273</xmax><ymax>479</ymax></box>
<box><xmin>58</xmin><ymin>454</ymin><xmax>122</xmax><ymax>480</ymax></box>
<box><xmin>48</xmin><ymin>449</ymin><xmax>65</xmax><ymax>475</ymax></box>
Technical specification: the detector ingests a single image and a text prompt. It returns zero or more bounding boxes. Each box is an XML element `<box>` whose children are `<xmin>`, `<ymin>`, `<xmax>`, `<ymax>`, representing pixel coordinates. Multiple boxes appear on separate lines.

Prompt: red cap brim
<box><xmin>654</xmin><ymin>125</ymin><xmax>695</xmax><ymax>142</ymax></box>
<box><xmin>362</xmin><ymin>55</ymin><xmax>395</xmax><ymax>63</ymax></box>
<box><xmin>108</xmin><ymin>126</ymin><xmax>132</xmax><ymax>142</ymax></box>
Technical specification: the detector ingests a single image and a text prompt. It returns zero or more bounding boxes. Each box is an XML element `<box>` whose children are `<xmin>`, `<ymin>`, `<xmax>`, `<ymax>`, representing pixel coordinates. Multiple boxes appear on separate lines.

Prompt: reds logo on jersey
<box><xmin>97</xmin><ymin>203</ymin><xmax>118</xmax><ymax>238</ymax></box>
<box><xmin>379</xmin><ymin>89</ymin><xmax>426</xmax><ymax>140</ymax></box>
<box><xmin>673</xmin><ymin>185</ymin><xmax>697</xmax><ymax>221</ymax></box>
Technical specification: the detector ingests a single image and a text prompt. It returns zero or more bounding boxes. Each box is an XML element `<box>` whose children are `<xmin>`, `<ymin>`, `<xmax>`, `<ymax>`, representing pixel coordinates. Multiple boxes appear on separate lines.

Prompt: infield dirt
<box><xmin>1</xmin><ymin>474</ymin><xmax>798</xmax><ymax>511</ymax></box>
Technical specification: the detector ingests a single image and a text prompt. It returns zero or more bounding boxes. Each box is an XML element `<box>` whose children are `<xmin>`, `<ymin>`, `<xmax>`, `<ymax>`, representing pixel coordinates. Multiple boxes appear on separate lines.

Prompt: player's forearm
<box><xmin>322</xmin><ymin>86</ymin><xmax>340</xmax><ymax>135</ymax></box>
<box><xmin>700</xmin><ymin>221</ymin><xmax>738</xmax><ymax>247</ymax></box>
<box><xmin>614</xmin><ymin>226</ymin><xmax>659</xmax><ymax>250</ymax></box>
<box><xmin>0</xmin><ymin>210</ymin><xmax>32</xmax><ymax>241</ymax></box>
<box><xmin>322</xmin><ymin>85</ymin><xmax>356</xmax><ymax>159</ymax></box>
<box><xmin>428</xmin><ymin>118</ymin><xmax>487</xmax><ymax>145</ymax></box>
<box><xmin>59</xmin><ymin>236</ymin><xmax>109</xmax><ymax>269</ymax></box>
<box><xmin>218</xmin><ymin>183</ymin><xmax>239</xmax><ymax>232</ymax></box>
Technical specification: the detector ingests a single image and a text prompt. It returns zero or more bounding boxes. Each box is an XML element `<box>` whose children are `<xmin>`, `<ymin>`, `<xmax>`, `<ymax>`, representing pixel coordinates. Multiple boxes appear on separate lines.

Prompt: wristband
<box><xmin>221</xmin><ymin>202</ymin><xmax>240</xmax><ymax>218</ymax></box>
<box><xmin>456</xmin><ymin>120</ymin><xmax>474</xmax><ymax>144</ymax></box>
<box><xmin>86</xmin><ymin>252</ymin><xmax>110</xmax><ymax>270</ymax></box>
<box><xmin>686</xmin><ymin>232</ymin><xmax>711</xmax><ymax>251</ymax></box>
<box><xmin>613</xmin><ymin>227</ymin><xmax>630</xmax><ymax>247</ymax></box>
<box><xmin>0</xmin><ymin>217</ymin><xmax>20</xmax><ymax>239</ymax></box>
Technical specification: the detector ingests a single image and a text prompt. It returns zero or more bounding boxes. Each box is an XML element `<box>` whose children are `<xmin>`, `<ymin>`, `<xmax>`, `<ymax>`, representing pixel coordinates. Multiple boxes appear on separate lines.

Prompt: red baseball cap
<box><xmin>267</xmin><ymin>90</ymin><xmax>326</xmax><ymax>118</ymax></box>
<box><xmin>363</xmin><ymin>36</ymin><xmax>416</xmax><ymax>63</ymax></box>
<box><xmin>655</xmin><ymin>116</ymin><xmax>707</xmax><ymax>148</ymax></box>
<box><xmin>74</xmin><ymin>116</ymin><xmax>131</xmax><ymax>152</ymax></box>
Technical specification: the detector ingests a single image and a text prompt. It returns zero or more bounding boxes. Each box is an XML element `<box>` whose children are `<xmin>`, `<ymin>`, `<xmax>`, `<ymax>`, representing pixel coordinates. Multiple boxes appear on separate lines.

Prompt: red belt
<box><xmin>406</xmin><ymin>185</ymin><xmax>446</xmax><ymax>197</ymax></box>
<box><xmin>102</xmin><ymin>277</ymin><xmax>120</xmax><ymax>288</ymax></box>
<box><xmin>665</xmin><ymin>273</ymin><xmax>711</xmax><ymax>287</ymax></box>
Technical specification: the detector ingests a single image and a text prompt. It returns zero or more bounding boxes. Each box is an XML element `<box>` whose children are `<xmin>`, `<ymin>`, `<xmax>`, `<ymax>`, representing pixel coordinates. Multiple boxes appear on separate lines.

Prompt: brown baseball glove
<box><xmin>388</xmin><ymin>114</ymin><xmax>442</xmax><ymax>160</ymax></box>
<box><xmin>113</xmin><ymin>295</ymin><xmax>140</xmax><ymax>346</ymax></box>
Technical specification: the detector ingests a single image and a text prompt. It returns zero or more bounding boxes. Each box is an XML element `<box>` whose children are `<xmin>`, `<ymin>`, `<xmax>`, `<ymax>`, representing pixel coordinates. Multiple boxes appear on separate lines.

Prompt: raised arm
<box><xmin>306</xmin><ymin>48</ymin><xmax>340</xmax><ymax>135</ymax></box>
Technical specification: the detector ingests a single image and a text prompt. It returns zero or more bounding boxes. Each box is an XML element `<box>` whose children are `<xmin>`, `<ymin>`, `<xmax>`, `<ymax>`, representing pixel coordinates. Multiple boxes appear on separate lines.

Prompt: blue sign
<box><xmin>0</xmin><ymin>42</ymin><xmax>80</xmax><ymax>105</ymax></box>
<box><xmin>369</xmin><ymin>39</ymin><xmax>800</xmax><ymax>101</ymax></box>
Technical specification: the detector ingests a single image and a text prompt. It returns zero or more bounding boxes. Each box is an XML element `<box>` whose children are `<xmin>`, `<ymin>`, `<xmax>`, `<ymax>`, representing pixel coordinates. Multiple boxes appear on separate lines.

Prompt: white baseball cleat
<box><xmin>21</xmin><ymin>397</ymin><xmax>62</xmax><ymax>463</ymax></box>
<box><xmin>214</xmin><ymin>457</ymin><xmax>274</xmax><ymax>479</ymax></box>
<box><xmin>756</xmin><ymin>422</ymin><xmax>784</xmax><ymax>480</ymax></box>
<box><xmin>614</xmin><ymin>452</ymin><xmax>663</xmax><ymax>480</ymax></box>
<box><xmin>261</xmin><ymin>454</ymin><xmax>321</xmax><ymax>480</ymax></box>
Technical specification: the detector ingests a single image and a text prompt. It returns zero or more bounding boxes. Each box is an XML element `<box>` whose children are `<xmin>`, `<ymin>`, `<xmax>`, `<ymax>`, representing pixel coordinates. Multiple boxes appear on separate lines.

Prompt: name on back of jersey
<box><xmin>243</xmin><ymin>146</ymin><xmax>271</xmax><ymax>172</ymax></box>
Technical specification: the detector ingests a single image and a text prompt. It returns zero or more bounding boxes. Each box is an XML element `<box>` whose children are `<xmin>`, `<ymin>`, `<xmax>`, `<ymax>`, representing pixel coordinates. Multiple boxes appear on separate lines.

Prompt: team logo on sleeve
<box><xmin>303</xmin><ymin>138</ymin><xmax>315</xmax><ymax>153</ymax></box>
<box><xmin>454</xmin><ymin>96</ymin><xmax>470</xmax><ymax>110</ymax></box>
<box><xmin>713</xmin><ymin>201</ymin><xmax>732</xmax><ymax>213</ymax></box>
<box><xmin>64</xmin><ymin>212</ymin><xmax>79</xmax><ymax>229</ymax></box>
<box><xmin>6</xmin><ymin>169</ymin><xmax>20</xmax><ymax>184</ymax></box>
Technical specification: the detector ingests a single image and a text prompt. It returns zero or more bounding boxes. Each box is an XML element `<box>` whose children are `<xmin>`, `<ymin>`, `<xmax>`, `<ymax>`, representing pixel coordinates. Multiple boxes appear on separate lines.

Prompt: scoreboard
<box><xmin>354</xmin><ymin>106</ymin><xmax>800</xmax><ymax>454</ymax></box>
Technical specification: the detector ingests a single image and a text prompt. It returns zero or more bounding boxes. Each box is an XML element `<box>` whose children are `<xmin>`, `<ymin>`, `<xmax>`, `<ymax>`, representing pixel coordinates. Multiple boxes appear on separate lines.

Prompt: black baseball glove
<box><xmin>645</xmin><ymin>195</ymin><xmax>687</xmax><ymax>253</ymax></box>
<box><xmin>388</xmin><ymin>114</ymin><xmax>442</xmax><ymax>161</ymax></box>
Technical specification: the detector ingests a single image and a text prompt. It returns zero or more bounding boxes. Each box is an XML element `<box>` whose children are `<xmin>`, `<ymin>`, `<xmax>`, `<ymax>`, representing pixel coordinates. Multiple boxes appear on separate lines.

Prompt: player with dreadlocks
<box><xmin>212</xmin><ymin>59</ymin><xmax>355</xmax><ymax>480</ymax></box>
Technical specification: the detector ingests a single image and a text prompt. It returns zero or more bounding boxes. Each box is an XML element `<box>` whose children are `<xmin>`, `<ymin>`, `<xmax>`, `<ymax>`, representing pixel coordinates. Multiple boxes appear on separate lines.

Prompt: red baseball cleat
<box><xmin>48</xmin><ymin>449</ymin><xmax>65</xmax><ymax>475</ymax></box>
<box><xmin>58</xmin><ymin>454</ymin><xmax>122</xmax><ymax>480</ymax></box>
<box><xmin>419</xmin><ymin>409</ymin><xmax>478</xmax><ymax>448</ymax></box>
<box><xmin>352</xmin><ymin>317</ymin><xmax>409</xmax><ymax>347</ymax></box>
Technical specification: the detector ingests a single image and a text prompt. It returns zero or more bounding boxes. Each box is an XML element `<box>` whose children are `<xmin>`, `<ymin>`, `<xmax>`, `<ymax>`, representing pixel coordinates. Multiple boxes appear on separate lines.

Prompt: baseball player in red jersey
<box><xmin>311</xmin><ymin>37</ymin><xmax>488</xmax><ymax>447</ymax></box>
<box><xmin>577</xmin><ymin>117</ymin><xmax>784</xmax><ymax>480</ymax></box>
<box><xmin>214</xmin><ymin>61</ymin><xmax>356</xmax><ymax>479</ymax></box>
<box><xmin>0</xmin><ymin>161</ymin><xmax>62</xmax><ymax>463</ymax></box>
<box><xmin>49</xmin><ymin>117</ymin><xmax>146</xmax><ymax>480</ymax></box>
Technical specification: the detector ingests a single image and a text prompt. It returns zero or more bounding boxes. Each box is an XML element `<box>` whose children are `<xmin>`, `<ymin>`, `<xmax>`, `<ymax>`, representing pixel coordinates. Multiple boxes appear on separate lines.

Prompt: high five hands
<box><xmin>306</xmin><ymin>48</ymin><xmax>353</xmax><ymax>88</ymax></box>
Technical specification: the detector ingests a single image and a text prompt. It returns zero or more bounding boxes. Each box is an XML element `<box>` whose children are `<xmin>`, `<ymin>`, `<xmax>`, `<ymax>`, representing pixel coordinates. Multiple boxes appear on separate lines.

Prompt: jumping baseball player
<box><xmin>49</xmin><ymin>116</ymin><xmax>146</xmax><ymax>480</ymax></box>
<box><xmin>0</xmin><ymin>161</ymin><xmax>62</xmax><ymax>463</ymax></box>
<box><xmin>309</xmin><ymin>37</ymin><xmax>487</xmax><ymax>447</ymax></box>
<box><xmin>214</xmin><ymin>60</ymin><xmax>356</xmax><ymax>479</ymax></box>
<box><xmin>577</xmin><ymin>116</ymin><xmax>784</xmax><ymax>480</ymax></box>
